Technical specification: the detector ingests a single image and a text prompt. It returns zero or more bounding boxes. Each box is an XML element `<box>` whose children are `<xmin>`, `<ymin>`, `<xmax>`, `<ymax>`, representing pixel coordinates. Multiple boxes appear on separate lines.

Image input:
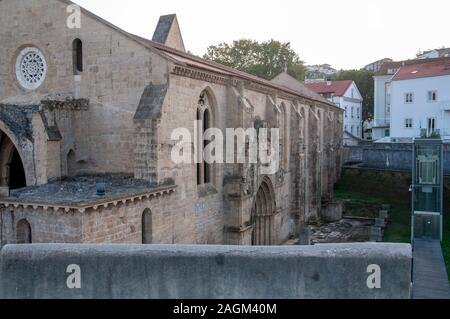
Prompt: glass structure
<box><xmin>411</xmin><ymin>139</ymin><xmax>444</xmax><ymax>241</ymax></box>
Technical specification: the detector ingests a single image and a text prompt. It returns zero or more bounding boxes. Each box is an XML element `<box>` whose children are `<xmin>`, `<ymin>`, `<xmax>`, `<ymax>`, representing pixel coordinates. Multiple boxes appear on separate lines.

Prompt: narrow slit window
<box><xmin>73</xmin><ymin>39</ymin><xmax>83</xmax><ymax>74</ymax></box>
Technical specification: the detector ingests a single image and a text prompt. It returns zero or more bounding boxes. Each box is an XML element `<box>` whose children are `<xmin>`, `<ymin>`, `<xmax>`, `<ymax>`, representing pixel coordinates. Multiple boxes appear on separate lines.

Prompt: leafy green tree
<box><xmin>204</xmin><ymin>39</ymin><xmax>306</xmax><ymax>81</ymax></box>
<box><xmin>333</xmin><ymin>69</ymin><xmax>374</xmax><ymax>121</ymax></box>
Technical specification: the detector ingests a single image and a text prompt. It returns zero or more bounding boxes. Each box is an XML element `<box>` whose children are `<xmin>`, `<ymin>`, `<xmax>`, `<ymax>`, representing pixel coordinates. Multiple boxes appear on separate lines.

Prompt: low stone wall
<box><xmin>0</xmin><ymin>243</ymin><xmax>412</xmax><ymax>299</ymax></box>
<box><xmin>343</xmin><ymin>142</ymin><xmax>450</xmax><ymax>175</ymax></box>
<box><xmin>340</xmin><ymin>167</ymin><xmax>450</xmax><ymax>209</ymax></box>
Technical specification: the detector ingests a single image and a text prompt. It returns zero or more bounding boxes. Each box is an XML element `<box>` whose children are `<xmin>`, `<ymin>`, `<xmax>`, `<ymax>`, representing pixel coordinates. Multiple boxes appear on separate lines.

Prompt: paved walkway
<box><xmin>412</xmin><ymin>239</ymin><xmax>450</xmax><ymax>299</ymax></box>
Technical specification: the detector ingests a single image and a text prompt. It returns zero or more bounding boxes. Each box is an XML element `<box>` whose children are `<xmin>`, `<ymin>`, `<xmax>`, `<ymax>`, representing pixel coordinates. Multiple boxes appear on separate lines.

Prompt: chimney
<box><xmin>152</xmin><ymin>14</ymin><xmax>186</xmax><ymax>52</ymax></box>
<box><xmin>326</xmin><ymin>80</ymin><xmax>332</xmax><ymax>86</ymax></box>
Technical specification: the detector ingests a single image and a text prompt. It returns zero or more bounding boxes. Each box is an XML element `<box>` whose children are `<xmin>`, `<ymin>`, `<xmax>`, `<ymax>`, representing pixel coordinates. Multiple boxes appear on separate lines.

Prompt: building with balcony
<box><xmin>390</xmin><ymin>58</ymin><xmax>450</xmax><ymax>141</ymax></box>
<box><xmin>372</xmin><ymin>57</ymin><xmax>450</xmax><ymax>140</ymax></box>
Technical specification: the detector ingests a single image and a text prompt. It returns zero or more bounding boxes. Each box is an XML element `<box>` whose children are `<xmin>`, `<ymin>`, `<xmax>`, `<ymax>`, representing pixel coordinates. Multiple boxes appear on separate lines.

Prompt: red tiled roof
<box><xmin>374</xmin><ymin>57</ymin><xmax>450</xmax><ymax>76</ymax></box>
<box><xmin>304</xmin><ymin>80</ymin><xmax>353</xmax><ymax>97</ymax></box>
<box><xmin>128</xmin><ymin>34</ymin><xmax>338</xmax><ymax>108</ymax></box>
<box><xmin>392</xmin><ymin>57</ymin><xmax>450</xmax><ymax>81</ymax></box>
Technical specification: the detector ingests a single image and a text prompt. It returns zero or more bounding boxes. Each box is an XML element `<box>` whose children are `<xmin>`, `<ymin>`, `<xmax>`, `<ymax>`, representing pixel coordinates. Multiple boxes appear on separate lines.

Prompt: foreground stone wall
<box><xmin>0</xmin><ymin>243</ymin><xmax>412</xmax><ymax>299</ymax></box>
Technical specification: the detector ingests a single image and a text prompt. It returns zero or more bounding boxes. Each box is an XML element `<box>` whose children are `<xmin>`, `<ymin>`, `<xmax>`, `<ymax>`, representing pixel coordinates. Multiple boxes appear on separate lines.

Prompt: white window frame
<box><xmin>404</xmin><ymin>118</ymin><xmax>413</xmax><ymax>129</ymax></box>
<box><xmin>427</xmin><ymin>90</ymin><xmax>438</xmax><ymax>102</ymax></box>
<box><xmin>405</xmin><ymin>92</ymin><xmax>414</xmax><ymax>104</ymax></box>
<box><xmin>427</xmin><ymin>117</ymin><xmax>437</xmax><ymax>135</ymax></box>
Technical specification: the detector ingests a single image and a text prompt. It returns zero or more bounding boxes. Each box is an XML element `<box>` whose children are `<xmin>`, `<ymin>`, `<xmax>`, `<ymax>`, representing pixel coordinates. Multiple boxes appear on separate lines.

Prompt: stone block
<box><xmin>298</xmin><ymin>225</ymin><xmax>311</xmax><ymax>245</ymax></box>
<box><xmin>0</xmin><ymin>187</ymin><xmax>10</xmax><ymax>197</ymax></box>
<box><xmin>379</xmin><ymin>210</ymin><xmax>389</xmax><ymax>220</ymax></box>
<box><xmin>321</xmin><ymin>202</ymin><xmax>343</xmax><ymax>222</ymax></box>
<box><xmin>375</xmin><ymin>218</ymin><xmax>386</xmax><ymax>228</ymax></box>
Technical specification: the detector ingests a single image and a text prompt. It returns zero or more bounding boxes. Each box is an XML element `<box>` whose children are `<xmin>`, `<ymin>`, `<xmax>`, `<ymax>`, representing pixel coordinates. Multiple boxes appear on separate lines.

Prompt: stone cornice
<box><xmin>172</xmin><ymin>66</ymin><xmax>230</xmax><ymax>86</ymax></box>
<box><xmin>170</xmin><ymin>66</ymin><xmax>343</xmax><ymax>115</ymax></box>
<box><xmin>0</xmin><ymin>185</ymin><xmax>176</xmax><ymax>214</ymax></box>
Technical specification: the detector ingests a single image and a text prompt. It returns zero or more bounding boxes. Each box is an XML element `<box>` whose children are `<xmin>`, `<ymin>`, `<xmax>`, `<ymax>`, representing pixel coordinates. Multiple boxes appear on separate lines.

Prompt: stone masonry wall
<box><xmin>0</xmin><ymin>206</ymin><xmax>81</xmax><ymax>245</ymax></box>
<box><xmin>0</xmin><ymin>0</ymin><xmax>169</xmax><ymax>179</ymax></box>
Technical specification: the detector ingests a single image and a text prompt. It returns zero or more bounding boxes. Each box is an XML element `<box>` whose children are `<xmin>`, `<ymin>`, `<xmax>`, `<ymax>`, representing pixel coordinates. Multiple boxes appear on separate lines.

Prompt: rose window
<box><xmin>15</xmin><ymin>47</ymin><xmax>47</xmax><ymax>90</ymax></box>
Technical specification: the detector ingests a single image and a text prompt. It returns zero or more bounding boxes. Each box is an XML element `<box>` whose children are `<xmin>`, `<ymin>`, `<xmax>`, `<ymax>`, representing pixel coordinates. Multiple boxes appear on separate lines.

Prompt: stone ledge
<box><xmin>0</xmin><ymin>185</ymin><xmax>176</xmax><ymax>214</ymax></box>
<box><xmin>0</xmin><ymin>243</ymin><xmax>412</xmax><ymax>299</ymax></box>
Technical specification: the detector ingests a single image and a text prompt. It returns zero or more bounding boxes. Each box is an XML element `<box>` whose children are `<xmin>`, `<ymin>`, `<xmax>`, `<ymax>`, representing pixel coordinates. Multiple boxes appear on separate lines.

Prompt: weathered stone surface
<box><xmin>321</xmin><ymin>201</ymin><xmax>344</xmax><ymax>222</ymax></box>
<box><xmin>379</xmin><ymin>210</ymin><xmax>389</xmax><ymax>219</ymax></box>
<box><xmin>0</xmin><ymin>0</ymin><xmax>344</xmax><ymax>246</ymax></box>
<box><xmin>4</xmin><ymin>175</ymin><xmax>159</xmax><ymax>205</ymax></box>
<box><xmin>375</xmin><ymin>218</ymin><xmax>386</xmax><ymax>228</ymax></box>
<box><xmin>0</xmin><ymin>243</ymin><xmax>412</xmax><ymax>299</ymax></box>
<box><xmin>310</xmin><ymin>218</ymin><xmax>373</xmax><ymax>244</ymax></box>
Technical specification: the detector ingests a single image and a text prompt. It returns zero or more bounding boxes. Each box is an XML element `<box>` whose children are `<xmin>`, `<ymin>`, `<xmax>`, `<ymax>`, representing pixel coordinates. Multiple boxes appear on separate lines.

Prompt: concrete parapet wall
<box><xmin>343</xmin><ymin>143</ymin><xmax>450</xmax><ymax>175</ymax></box>
<box><xmin>0</xmin><ymin>243</ymin><xmax>412</xmax><ymax>299</ymax></box>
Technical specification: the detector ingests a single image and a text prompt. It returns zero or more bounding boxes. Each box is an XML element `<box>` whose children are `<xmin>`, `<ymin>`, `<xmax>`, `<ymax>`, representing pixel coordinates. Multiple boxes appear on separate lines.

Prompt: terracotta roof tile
<box><xmin>305</xmin><ymin>80</ymin><xmax>353</xmax><ymax>97</ymax></box>
<box><xmin>392</xmin><ymin>57</ymin><xmax>450</xmax><ymax>81</ymax></box>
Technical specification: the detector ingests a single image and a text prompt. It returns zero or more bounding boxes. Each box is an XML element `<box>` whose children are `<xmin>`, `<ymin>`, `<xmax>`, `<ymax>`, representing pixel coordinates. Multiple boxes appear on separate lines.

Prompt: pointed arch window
<box><xmin>196</xmin><ymin>91</ymin><xmax>213</xmax><ymax>185</ymax></box>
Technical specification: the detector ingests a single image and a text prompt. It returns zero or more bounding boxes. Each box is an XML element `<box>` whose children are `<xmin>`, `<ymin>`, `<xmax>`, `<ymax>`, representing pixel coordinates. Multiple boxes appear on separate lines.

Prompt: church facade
<box><xmin>0</xmin><ymin>0</ymin><xmax>344</xmax><ymax>246</ymax></box>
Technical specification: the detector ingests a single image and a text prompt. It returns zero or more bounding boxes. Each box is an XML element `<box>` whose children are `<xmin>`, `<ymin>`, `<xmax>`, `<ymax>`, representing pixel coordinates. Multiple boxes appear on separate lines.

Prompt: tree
<box><xmin>333</xmin><ymin>69</ymin><xmax>374</xmax><ymax>121</ymax></box>
<box><xmin>204</xmin><ymin>39</ymin><xmax>306</xmax><ymax>81</ymax></box>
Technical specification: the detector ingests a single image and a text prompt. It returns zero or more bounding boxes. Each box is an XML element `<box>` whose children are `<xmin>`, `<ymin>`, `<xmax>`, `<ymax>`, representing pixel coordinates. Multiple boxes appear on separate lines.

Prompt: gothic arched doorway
<box><xmin>251</xmin><ymin>178</ymin><xmax>276</xmax><ymax>246</ymax></box>
<box><xmin>0</xmin><ymin>131</ymin><xmax>27</xmax><ymax>190</ymax></box>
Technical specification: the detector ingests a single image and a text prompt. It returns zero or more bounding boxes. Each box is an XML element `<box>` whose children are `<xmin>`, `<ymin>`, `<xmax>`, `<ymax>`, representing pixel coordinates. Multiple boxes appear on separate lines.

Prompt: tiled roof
<box><xmin>58</xmin><ymin>0</ymin><xmax>338</xmax><ymax>109</ymax></box>
<box><xmin>392</xmin><ymin>57</ymin><xmax>450</xmax><ymax>81</ymax></box>
<box><xmin>130</xmin><ymin>34</ymin><xmax>338</xmax><ymax>108</ymax></box>
<box><xmin>270</xmin><ymin>72</ymin><xmax>331</xmax><ymax>105</ymax></box>
<box><xmin>305</xmin><ymin>80</ymin><xmax>353</xmax><ymax>97</ymax></box>
<box><xmin>374</xmin><ymin>57</ymin><xmax>450</xmax><ymax>76</ymax></box>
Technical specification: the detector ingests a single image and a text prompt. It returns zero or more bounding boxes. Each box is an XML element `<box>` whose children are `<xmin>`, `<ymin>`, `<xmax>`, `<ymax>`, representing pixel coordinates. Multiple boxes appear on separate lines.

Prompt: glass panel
<box><xmin>413</xmin><ymin>214</ymin><xmax>441</xmax><ymax>240</ymax></box>
<box><xmin>414</xmin><ymin>186</ymin><xmax>440</xmax><ymax>213</ymax></box>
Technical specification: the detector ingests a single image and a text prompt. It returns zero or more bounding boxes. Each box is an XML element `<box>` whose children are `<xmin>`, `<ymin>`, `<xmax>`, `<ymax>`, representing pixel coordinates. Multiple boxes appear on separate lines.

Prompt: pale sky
<box><xmin>73</xmin><ymin>0</ymin><xmax>449</xmax><ymax>70</ymax></box>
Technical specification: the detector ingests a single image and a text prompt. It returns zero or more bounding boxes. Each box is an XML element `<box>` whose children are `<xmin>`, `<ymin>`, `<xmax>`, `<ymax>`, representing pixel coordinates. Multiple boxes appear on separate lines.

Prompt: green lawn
<box><xmin>334</xmin><ymin>169</ymin><xmax>450</xmax><ymax>278</ymax></box>
<box><xmin>334</xmin><ymin>181</ymin><xmax>411</xmax><ymax>244</ymax></box>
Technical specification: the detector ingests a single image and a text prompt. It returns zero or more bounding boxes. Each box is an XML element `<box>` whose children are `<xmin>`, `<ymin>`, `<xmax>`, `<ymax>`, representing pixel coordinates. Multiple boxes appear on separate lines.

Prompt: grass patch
<box><xmin>334</xmin><ymin>179</ymin><xmax>411</xmax><ymax>244</ymax></box>
<box><xmin>335</xmin><ymin>168</ymin><xmax>450</xmax><ymax>279</ymax></box>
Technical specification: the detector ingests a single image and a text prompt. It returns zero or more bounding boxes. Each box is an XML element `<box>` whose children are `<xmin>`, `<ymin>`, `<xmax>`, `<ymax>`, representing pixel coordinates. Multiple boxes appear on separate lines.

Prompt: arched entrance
<box><xmin>251</xmin><ymin>178</ymin><xmax>276</xmax><ymax>246</ymax></box>
<box><xmin>16</xmin><ymin>219</ymin><xmax>32</xmax><ymax>244</ymax></box>
<box><xmin>0</xmin><ymin>131</ymin><xmax>27</xmax><ymax>190</ymax></box>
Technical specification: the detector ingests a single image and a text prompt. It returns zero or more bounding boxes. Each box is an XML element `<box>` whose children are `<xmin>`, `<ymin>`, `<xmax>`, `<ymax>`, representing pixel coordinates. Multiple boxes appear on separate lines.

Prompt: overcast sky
<box><xmin>73</xmin><ymin>0</ymin><xmax>449</xmax><ymax>70</ymax></box>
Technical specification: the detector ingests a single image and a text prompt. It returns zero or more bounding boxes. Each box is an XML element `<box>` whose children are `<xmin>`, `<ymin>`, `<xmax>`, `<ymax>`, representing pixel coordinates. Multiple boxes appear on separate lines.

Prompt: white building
<box><xmin>372</xmin><ymin>58</ymin><xmax>449</xmax><ymax>140</ymax></box>
<box><xmin>306</xmin><ymin>64</ymin><xmax>337</xmax><ymax>75</ymax></box>
<box><xmin>416</xmin><ymin>48</ymin><xmax>450</xmax><ymax>60</ymax></box>
<box><xmin>364</xmin><ymin>58</ymin><xmax>392</xmax><ymax>73</ymax></box>
<box><xmin>306</xmin><ymin>80</ymin><xmax>363</xmax><ymax>138</ymax></box>
<box><xmin>390</xmin><ymin>58</ymin><xmax>450</xmax><ymax>140</ymax></box>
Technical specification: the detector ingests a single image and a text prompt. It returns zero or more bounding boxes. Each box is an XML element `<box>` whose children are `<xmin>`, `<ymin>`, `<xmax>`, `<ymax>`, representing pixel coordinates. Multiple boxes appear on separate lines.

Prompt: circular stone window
<box><xmin>15</xmin><ymin>47</ymin><xmax>47</xmax><ymax>90</ymax></box>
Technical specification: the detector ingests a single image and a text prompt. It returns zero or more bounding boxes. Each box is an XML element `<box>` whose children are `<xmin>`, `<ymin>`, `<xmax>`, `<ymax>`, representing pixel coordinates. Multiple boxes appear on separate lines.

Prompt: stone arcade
<box><xmin>0</xmin><ymin>0</ymin><xmax>343</xmax><ymax>246</ymax></box>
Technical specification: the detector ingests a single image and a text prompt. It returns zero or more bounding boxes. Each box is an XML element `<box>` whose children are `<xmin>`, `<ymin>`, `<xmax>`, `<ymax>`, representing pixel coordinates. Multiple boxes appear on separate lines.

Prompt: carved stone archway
<box><xmin>0</xmin><ymin>130</ymin><xmax>27</xmax><ymax>190</ymax></box>
<box><xmin>251</xmin><ymin>177</ymin><xmax>276</xmax><ymax>245</ymax></box>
